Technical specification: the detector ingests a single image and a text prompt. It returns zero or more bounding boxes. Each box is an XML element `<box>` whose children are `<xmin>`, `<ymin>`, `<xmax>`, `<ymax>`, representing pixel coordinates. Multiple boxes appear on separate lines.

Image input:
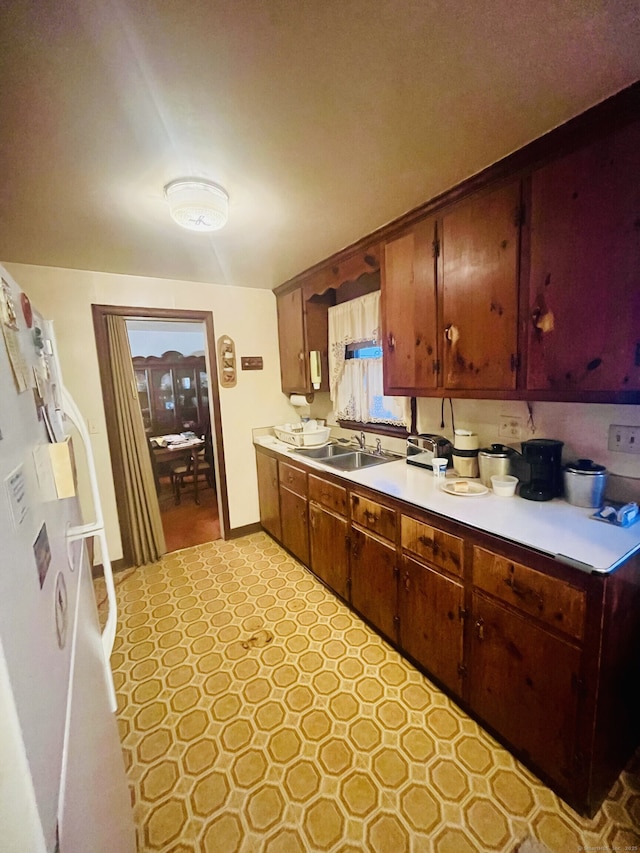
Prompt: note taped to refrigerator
<box><xmin>1</xmin><ymin>276</ymin><xmax>30</xmax><ymax>392</ymax></box>
<box><xmin>5</xmin><ymin>463</ymin><xmax>30</xmax><ymax>529</ymax></box>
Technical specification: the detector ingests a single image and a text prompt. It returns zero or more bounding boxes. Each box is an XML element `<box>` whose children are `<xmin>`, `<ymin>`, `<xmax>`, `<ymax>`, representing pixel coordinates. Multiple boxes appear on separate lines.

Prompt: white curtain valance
<box><xmin>328</xmin><ymin>291</ymin><xmax>409</xmax><ymax>427</ymax></box>
<box><xmin>328</xmin><ymin>291</ymin><xmax>380</xmax><ymax>399</ymax></box>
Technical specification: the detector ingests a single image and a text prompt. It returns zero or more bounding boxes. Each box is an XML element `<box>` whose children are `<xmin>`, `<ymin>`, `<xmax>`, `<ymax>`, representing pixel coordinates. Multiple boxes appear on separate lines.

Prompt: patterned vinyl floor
<box><xmin>96</xmin><ymin>533</ymin><xmax>640</xmax><ymax>852</ymax></box>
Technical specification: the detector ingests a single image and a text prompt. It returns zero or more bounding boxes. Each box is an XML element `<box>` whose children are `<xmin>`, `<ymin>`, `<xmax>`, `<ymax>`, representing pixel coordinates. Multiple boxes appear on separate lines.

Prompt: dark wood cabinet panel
<box><xmin>276</xmin><ymin>288</ymin><xmax>308</xmax><ymax>393</ymax></box>
<box><xmin>401</xmin><ymin>516</ymin><xmax>463</xmax><ymax>578</ymax></box>
<box><xmin>525</xmin><ymin>121</ymin><xmax>640</xmax><ymax>395</ymax></box>
<box><xmin>399</xmin><ymin>556</ymin><xmax>464</xmax><ymax>697</ymax></box>
<box><xmin>350</xmin><ymin>494</ymin><xmax>396</xmax><ymax>543</ymax></box>
<box><xmin>255</xmin><ymin>452</ymin><xmax>281</xmax><ymax>541</ymax></box>
<box><xmin>382</xmin><ymin>217</ymin><xmax>439</xmax><ymax>394</ymax></box>
<box><xmin>308</xmin><ymin>474</ymin><xmax>347</xmax><ymax>515</ymax></box>
<box><xmin>350</xmin><ymin>527</ymin><xmax>397</xmax><ymax>643</ymax></box>
<box><xmin>309</xmin><ymin>504</ymin><xmax>349</xmax><ymax>600</ymax></box>
<box><xmin>468</xmin><ymin>593</ymin><xmax>581</xmax><ymax>790</ymax></box>
<box><xmin>278</xmin><ymin>461</ymin><xmax>307</xmax><ymax>497</ymax></box>
<box><xmin>441</xmin><ymin>181</ymin><xmax>521</xmax><ymax>390</ymax></box>
<box><xmin>280</xmin><ymin>486</ymin><xmax>309</xmax><ymax>566</ymax></box>
<box><xmin>473</xmin><ymin>546</ymin><xmax>586</xmax><ymax>641</ymax></box>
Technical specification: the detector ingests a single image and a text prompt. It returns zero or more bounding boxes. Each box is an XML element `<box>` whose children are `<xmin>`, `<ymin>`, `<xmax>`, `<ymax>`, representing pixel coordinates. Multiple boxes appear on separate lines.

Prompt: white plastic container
<box><xmin>273</xmin><ymin>424</ymin><xmax>331</xmax><ymax>447</ymax></box>
<box><xmin>431</xmin><ymin>457</ymin><xmax>448</xmax><ymax>479</ymax></box>
<box><xmin>491</xmin><ymin>474</ymin><xmax>518</xmax><ymax>497</ymax></box>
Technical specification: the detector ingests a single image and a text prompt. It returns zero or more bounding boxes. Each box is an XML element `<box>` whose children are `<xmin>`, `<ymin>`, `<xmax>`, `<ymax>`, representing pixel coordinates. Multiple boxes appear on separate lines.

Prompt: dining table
<box><xmin>150</xmin><ymin>434</ymin><xmax>205</xmax><ymax>504</ymax></box>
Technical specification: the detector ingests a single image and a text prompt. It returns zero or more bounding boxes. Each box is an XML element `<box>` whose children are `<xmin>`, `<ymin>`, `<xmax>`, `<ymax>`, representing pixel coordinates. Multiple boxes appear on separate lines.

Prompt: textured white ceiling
<box><xmin>0</xmin><ymin>0</ymin><xmax>639</xmax><ymax>289</ymax></box>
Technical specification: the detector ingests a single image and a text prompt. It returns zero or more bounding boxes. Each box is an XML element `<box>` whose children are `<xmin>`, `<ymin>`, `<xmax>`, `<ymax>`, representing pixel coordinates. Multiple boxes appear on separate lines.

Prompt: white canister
<box><xmin>452</xmin><ymin>430</ymin><xmax>479</xmax><ymax>478</ymax></box>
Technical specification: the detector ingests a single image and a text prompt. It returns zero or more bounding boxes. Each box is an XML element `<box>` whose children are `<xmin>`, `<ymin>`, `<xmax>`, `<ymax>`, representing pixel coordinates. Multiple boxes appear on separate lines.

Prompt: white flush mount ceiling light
<box><xmin>164</xmin><ymin>178</ymin><xmax>229</xmax><ymax>232</ymax></box>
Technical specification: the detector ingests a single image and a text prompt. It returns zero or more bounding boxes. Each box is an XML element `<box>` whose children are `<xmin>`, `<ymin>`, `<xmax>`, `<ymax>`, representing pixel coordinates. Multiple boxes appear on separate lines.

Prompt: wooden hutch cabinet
<box><xmin>132</xmin><ymin>350</ymin><xmax>209</xmax><ymax>435</ymax></box>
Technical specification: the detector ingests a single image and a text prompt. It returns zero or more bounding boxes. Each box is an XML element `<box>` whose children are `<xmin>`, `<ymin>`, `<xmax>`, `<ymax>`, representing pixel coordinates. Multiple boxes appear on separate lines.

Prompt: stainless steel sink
<box><xmin>292</xmin><ymin>444</ymin><xmax>353</xmax><ymax>459</ymax></box>
<box><xmin>320</xmin><ymin>451</ymin><xmax>382</xmax><ymax>471</ymax></box>
<box><xmin>293</xmin><ymin>442</ymin><xmax>402</xmax><ymax>471</ymax></box>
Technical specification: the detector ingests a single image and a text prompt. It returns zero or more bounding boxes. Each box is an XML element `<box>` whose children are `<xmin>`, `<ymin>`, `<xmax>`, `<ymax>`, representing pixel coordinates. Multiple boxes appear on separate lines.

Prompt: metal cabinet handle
<box><xmin>475</xmin><ymin>618</ymin><xmax>484</xmax><ymax>640</ymax></box>
<box><xmin>387</xmin><ymin>333</ymin><xmax>396</xmax><ymax>351</ymax></box>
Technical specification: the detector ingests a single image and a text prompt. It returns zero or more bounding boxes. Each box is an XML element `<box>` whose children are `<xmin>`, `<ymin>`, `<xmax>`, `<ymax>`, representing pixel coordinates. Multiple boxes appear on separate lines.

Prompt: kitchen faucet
<box><xmin>352</xmin><ymin>431</ymin><xmax>366</xmax><ymax>449</ymax></box>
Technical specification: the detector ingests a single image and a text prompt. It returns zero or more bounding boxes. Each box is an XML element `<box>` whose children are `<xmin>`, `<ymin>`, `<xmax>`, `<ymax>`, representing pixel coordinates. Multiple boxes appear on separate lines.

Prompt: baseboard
<box><xmin>91</xmin><ymin>557</ymin><xmax>128</xmax><ymax>579</ymax></box>
<box><xmin>226</xmin><ymin>522</ymin><xmax>262</xmax><ymax>539</ymax></box>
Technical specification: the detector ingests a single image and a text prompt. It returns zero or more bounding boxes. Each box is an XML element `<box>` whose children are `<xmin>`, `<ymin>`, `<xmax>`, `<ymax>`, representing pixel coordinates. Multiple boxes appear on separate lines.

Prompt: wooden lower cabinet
<box><xmin>350</xmin><ymin>526</ymin><xmax>397</xmax><ymax>643</ymax></box>
<box><xmin>255</xmin><ymin>451</ymin><xmax>281</xmax><ymax>541</ymax></box>
<box><xmin>468</xmin><ymin>592</ymin><xmax>582</xmax><ymax>792</ymax></box>
<box><xmin>255</xmin><ymin>446</ymin><xmax>640</xmax><ymax>815</ymax></box>
<box><xmin>399</xmin><ymin>556</ymin><xmax>464</xmax><ymax>697</ymax></box>
<box><xmin>309</xmin><ymin>503</ymin><xmax>349</xmax><ymax>600</ymax></box>
<box><xmin>279</xmin><ymin>486</ymin><xmax>309</xmax><ymax>566</ymax></box>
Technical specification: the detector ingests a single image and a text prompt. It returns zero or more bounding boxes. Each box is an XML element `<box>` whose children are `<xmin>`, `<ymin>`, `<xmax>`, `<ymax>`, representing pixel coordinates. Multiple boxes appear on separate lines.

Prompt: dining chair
<box><xmin>172</xmin><ymin>428</ymin><xmax>215</xmax><ymax>505</ymax></box>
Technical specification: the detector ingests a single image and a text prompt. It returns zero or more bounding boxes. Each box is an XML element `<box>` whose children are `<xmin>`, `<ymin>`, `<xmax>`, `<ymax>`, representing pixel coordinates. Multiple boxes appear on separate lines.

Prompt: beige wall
<box><xmin>5</xmin><ymin>263</ymin><xmax>297</xmax><ymax>560</ymax></box>
<box><xmin>416</xmin><ymin>398</ymin><xmax>640</xmax><ymax>502</ymax></box>
<box><xmin>311</xmin><ymin>392</ymin><xmax>640</xmax><ymax>502</ymax></box>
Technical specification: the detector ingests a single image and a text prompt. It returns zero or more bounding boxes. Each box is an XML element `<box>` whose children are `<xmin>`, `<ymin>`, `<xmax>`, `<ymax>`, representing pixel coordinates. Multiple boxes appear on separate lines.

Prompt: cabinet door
<box><xmin>469</xmin><ymin>593</ymin><xmax>581</xmax><ymax>788</ymax></box>
<box><xmin>255</xmin><ymin>452</ymin><xmax>281</xmax><ymax>541</ymax></box>
<box><xmin>399</xmin><ymin>557</ymin><xmax>464</xmax><ymax>697</ymax></box>
<box><xmin>350</xmin><ymin>527</ymin><xmax>397</xmax><ymax>643</ymax></box>
<box><xmin>280</xmin><ymin>486</ymin><xmax>309</xmax><ymax>565</ymax></box>
<box><xmin>174</xmin><ymin>367</ymin><xmax>199</xmax><ymax>427</ymax></box>
<box><xmin>382</xmin><ymin>217</ymin><xmax>439</xmax><ymax>394</ymax></box>
<box><xmin>277</xmin><ymin>289</ymin><xmax>308</xmax><ymax>394</ymax></box>
<box><xmin>150</xmin><ymin>369</ymin><xmax>177</xmax><ymax>432</ymax></box>
<box><xmin>442</xmin><ymin>181</ymin><xmax>521</xmax><ymax>390</ymax></box>
<box><xmin>135</xmin><ymin>370</ymin><xmax>151</xmax><ymax>431</ymax></box>
<box><xmin>309</xmin><ymin>504</ymin><xmax>349</xmax><ymax>599</ymax></box>
<box><xmin>526</xmin><ymin>121</ymin><xmax>640</xmax><ymax>394</ymax></box>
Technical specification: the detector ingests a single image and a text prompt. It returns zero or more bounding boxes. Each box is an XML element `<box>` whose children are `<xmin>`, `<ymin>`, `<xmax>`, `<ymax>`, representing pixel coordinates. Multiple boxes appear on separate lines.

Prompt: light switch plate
<box><xmin>608</xmin><ymin>424</ymin><xmax>640</xmax><ymax>454</ymax></box>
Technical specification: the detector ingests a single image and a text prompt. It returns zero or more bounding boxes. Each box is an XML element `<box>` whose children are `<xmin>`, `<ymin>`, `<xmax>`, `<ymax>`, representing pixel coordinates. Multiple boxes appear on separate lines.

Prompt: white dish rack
<box><xmin>273</xmin><ymin>424</ymin><xmax>331</xmax><ymax>447</ymax></box>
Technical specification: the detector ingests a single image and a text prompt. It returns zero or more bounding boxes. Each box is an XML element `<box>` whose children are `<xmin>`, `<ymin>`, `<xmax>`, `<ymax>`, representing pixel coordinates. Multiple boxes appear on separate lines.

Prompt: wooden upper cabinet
<box><xmin>382</xmin><ymin>217</ymin><xmax>439</xmax><ymax>395</ymax></box>
<box><xmin>277</xmin><ymin>288</ymin><xmax>308</xmax><ymax>394</ymax></box>
<box><xmin>525</xmin><ymin>121</ymin><xmax>640</xmax><ymax>397</ymax></box>
<box><xmin>441</xmin><ymin>181</ymin><xmax>521</xmax><ymax>391</ymax></box>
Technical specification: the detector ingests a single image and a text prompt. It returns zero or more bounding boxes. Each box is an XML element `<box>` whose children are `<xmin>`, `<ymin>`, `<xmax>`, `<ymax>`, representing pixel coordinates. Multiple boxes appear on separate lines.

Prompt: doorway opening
<box><xmin>127</xmin><ymin>319</ymin><xmax>220</xmax><ymax>552</ymax></box>
<box><xmin>92</xmin><ymin>305</ymin><xmax>230</xmax><ymax>567</ymax></box>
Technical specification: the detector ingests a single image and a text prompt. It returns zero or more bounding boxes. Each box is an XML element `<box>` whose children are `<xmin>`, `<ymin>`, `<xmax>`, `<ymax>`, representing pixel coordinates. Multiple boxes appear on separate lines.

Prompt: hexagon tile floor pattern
<box><xmin>95</xmin><ymin>533</ymin><xmax>640</xmax><ymax>853</ymax></box>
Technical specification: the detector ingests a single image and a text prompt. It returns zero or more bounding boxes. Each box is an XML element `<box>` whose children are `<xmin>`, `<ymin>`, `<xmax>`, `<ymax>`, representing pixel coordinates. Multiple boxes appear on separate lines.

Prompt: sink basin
<box><xmin>320</xmin><ymin>450</ymin><xmax>401</xmax><ymax>472</ymax></box>
<box><xmin>293</xmin><ymin>444</ymin><xmax>353</xmax><ymax>459</ymax></box>
<box><xmin>292</xmin><ymin>442</ymin><xmax>402</xmax><ymax>471</ymax></box>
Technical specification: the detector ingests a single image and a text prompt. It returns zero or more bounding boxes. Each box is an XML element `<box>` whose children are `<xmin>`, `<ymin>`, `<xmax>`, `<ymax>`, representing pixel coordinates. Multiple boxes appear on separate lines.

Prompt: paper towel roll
<box><xmin>289</xmin><ymin>394</ymin><xmax>310</xmax><ymax>407</ymax></box>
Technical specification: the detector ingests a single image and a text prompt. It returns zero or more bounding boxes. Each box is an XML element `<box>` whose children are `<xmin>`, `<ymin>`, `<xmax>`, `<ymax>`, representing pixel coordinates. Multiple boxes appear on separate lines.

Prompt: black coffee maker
<box><xmin>519</xmin><ymin>439</ymin><xmax>564</xmax><ymax>501</ymax></box>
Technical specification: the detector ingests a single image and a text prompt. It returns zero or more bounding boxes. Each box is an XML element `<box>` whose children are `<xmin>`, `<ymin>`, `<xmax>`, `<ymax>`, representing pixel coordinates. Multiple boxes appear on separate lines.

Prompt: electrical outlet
<box><xmin>608</xmin><ymin>424</ymin><xmax>640</xmax><ymax>454</ymax></box>
<box><xmin>499</xmin><ymin>415</ymin><xmax>522</xmax><ymax>440</ymax></box>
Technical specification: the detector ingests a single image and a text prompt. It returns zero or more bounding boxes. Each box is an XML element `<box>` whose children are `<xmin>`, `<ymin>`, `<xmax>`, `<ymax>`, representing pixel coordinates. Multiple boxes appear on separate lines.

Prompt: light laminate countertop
<box><xmin>255</xmin><ymin>437</ymin><xmax>640</xmax><ymax>574</ymax></box>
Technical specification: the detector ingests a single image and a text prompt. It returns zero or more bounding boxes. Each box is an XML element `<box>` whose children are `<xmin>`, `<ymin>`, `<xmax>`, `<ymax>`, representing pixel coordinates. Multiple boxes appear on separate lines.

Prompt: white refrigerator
<box><xmin>0</xmin><ymin>265</ymin><xmax>135</xmax><ymax>852</ymax></box>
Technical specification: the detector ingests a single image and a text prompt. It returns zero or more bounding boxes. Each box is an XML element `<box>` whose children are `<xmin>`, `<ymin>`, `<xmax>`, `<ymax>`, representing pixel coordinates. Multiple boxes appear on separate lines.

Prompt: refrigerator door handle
<box><xmin>61</xmin><ymin>387</ymin><xmax>118</xmax><ymax>711</ymax></box>
<box><xmin>47</xmin><ymin>324</ymin><xmax>118</xmax><ymax>711</ymax></box>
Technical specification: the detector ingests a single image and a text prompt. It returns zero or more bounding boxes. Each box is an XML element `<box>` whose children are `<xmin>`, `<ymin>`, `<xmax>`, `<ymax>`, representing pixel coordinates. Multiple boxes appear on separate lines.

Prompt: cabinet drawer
<box><xmin>308</xmin><ymin>474</ymin><xmax>347</xmax><ymax>516</ymax></box>
<box><xmin>278</xmin><ymin>461</ymin><xmax>307</xmax><ymax>497</ymax></box>
<box><xmin>473</xmin><ymin>547</ymin><xmax>585</xmax><ymax>641</ymax></box>
<box><xmin>401</xmin><ymin>516</ymin><xmax>463</xmax><ymax>577</ymax></box>
<box><xmin>350</xmin><ymin>493</ymin><xmax>396</xmax><ymax>542</ymax></box>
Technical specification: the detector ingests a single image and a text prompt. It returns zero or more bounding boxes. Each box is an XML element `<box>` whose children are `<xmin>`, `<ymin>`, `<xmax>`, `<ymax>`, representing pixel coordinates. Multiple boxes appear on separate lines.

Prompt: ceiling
<box><xmin>1</xmin><ymin>1</ymin><xmax>639</xmax><ymax>291</ymax></box>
